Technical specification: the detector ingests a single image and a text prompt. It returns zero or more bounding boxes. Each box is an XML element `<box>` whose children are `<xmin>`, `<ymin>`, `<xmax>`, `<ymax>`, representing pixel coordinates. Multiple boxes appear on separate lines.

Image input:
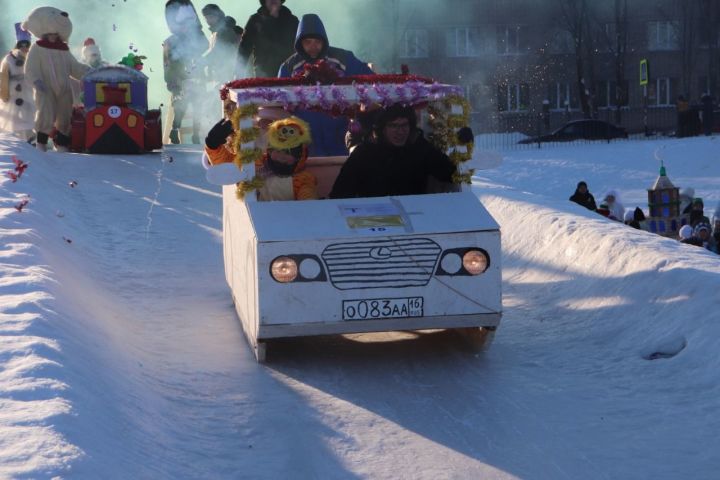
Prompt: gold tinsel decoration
<box><xmin>428</xmin><ymin>95</ymin><xmax>475</xmax><ymax>184</ymax></box>
<box><xmin>236</xmin><ymin>177</ymin><xmax>266</xmax><ymax>199</ymax></box>
<box><xmin>229</xmin><ymin>104</ymin><xmax>265</xmax><ymax>195</ymax></box>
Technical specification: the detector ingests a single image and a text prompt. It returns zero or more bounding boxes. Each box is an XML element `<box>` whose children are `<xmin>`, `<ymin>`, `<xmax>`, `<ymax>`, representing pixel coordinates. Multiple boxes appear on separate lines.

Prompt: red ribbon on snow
<box><xmin>14</xmin><ymin>198</ymin><xmax>29</xmax><ymax>212</ymax></box>
<box><xmin>4</xmin><ymin>156</ymin><xmax>27</xmax><ymax>183</ymax></box>
<box><xmin>12</xmin><ymin>156</ymin><xmax>28</xmax><ymax>176</ymax></box>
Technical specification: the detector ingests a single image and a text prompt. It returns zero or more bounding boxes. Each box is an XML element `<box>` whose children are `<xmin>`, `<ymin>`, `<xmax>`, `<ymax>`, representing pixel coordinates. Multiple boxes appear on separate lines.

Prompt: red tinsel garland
<box><xmin>220</xmin><ymin>74</ymin><xmax>436</xmax><ymax>101</ymax></box>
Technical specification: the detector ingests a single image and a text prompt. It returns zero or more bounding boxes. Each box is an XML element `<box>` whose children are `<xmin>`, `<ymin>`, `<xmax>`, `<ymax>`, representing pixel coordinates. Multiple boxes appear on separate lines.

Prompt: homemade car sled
<box><xmin>217</xmin><ymin>75</ymin><xmax>503</xmax><ymax>361</ymax></box>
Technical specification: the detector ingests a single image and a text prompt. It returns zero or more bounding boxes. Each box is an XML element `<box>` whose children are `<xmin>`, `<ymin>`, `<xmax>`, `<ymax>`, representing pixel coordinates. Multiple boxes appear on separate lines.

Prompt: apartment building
<box><xmin>388</xmin><ymin>0</ymin><xmax>720</xmax><ymax>134</ymax></box>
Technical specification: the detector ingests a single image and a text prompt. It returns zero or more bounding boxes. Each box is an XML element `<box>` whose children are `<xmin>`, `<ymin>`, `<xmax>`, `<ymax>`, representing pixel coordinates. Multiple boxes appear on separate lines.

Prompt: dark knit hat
<box><xmin>259</xmin><ymin>0</ymin><xmax>285</xmax><ymax>4</ymax></box>
<box><xmin>201</xmin><ymin>4</ymin><xmax>224</xmax><ymax>16</ymax></box>
<box><xmin>374</xmin><ymin>104</ymin><xmax>417</xmax><ymax>135</ymax></box>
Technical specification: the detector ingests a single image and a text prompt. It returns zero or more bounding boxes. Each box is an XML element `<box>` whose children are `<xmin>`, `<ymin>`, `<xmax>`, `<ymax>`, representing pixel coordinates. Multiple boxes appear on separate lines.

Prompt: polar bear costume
<box><xmin>22</xmin><ymin>6</ymin><xmax>89</xmax><ymax>151</ymax></box>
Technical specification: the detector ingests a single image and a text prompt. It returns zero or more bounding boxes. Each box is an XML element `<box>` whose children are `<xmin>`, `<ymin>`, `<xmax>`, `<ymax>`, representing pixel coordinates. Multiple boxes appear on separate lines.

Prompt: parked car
<box><xmin>518</xmin><ymin>119</ymin><xmax>628</xmax><ymax>144</ymax></box>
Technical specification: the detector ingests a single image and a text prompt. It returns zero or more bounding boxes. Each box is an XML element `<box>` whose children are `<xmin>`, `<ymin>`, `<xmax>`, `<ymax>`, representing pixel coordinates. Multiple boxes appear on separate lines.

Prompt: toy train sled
<box><xmin>71</xmin><ymin>66</ymin><xmax>162</xmax><ymax>154</ymax></box>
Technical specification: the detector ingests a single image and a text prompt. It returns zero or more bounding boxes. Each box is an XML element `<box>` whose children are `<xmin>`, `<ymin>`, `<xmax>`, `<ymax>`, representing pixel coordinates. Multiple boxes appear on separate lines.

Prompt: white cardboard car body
<box><xmin>222</xmin><ymin>82</ymin><xmax>502</xmax><ymax>361</ymax></box>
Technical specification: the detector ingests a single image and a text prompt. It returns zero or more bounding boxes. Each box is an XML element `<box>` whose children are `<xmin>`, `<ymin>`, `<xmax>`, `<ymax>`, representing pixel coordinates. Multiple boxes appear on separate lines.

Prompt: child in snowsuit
<box><xmin>0</xmin><ymin>23</ymin><xmax>36</xmax><ymax>142</ymax></box>
<box><xmin>22</xmin><ymin>7</ymin><xmax>90</xmax><ymax>152</ymax></box>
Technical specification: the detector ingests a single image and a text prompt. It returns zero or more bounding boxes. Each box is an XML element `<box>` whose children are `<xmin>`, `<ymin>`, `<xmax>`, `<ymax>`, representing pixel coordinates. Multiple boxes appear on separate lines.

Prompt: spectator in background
<box><xmin>676</xmin><ymin>95</ymin><xmax>689</xmax><ymax>138</ymax></box>
<box><xmin>278</xmin><ymin>14</ymin><xmax>373</xmax><ymax>156</ymax></box>
<box><xmin>689</xmin><ymin>198</ymin><xmax>710</xmax><ymax>227</ymax></box>
<box><xmin>713</xmin><ymin>202</ymin><xmax>720</xmax><ymax>246</ymax></box>
<box><xmin>679</xmin><ymin>187</ymin><xmax>695</xmax><ymax>215</ymax></box>
<box><xmin>678</xmin><ymin>225</ymin><xmax>700</xmax><ymax>246</ymax></box>
<box><xmin>240</xmin><ymin>0</ymin><xmax>298</xmax><ymax>78</ymax></box>
<box><xmin>596</xmin><ymin>202</ymin><xmax>615</xmax><ymax>220</ymax></box>
<box><xmin>201</xmin><ymin>4</ymin><xmax>240</xmax><ymax>87</ymax></box>
<box><xmin>701</xmin><ymin>93</ymin><xmax>715</xmax><ymax>136</ymax></box>
<box><xmin>602</xmin><ymin>189</ymin><xmax>625</xmax><ymax>222</ymax></box>
<box><xmin>694</xmin><ymin>223</ymin><xmax>717</xmax><ymax>253</ymax></box>
<box><xmin>163</xmin><ymin>0</ymin><xmax>209</xmax><ymax>144</ymax></box>
<box><xmin>569</xmin><ymin>181</ymin><xmax>597</xmax><ymax>211</ymax></box>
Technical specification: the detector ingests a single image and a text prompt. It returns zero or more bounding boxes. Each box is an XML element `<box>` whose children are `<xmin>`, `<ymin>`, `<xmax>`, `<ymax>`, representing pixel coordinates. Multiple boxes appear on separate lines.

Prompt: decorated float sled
<box><xmin>71</xmin><ymin>65</ymin><xmax>162</xmax><ymax>154</ymax></box>
<box><xmin>215</xmin><ymin>74</ymin><xmax>503</xmax><ymax>361</ymax></box>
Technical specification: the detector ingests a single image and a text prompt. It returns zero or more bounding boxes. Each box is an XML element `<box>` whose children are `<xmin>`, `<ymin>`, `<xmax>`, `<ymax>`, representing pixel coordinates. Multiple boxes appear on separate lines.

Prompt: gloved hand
<box><xmin>33</xmin><ymin>79</ymin><xmax>46</xmax><ymax>93</ymax></box>
<box><xmin>205</xmin><ymin>118</ymin><xmax>234</xmax><ymax>149</ymax></box>
<box><xmin>457</xmin><ymin>126</ymin><xmax>474</xmax><ymax>144</ymax></box>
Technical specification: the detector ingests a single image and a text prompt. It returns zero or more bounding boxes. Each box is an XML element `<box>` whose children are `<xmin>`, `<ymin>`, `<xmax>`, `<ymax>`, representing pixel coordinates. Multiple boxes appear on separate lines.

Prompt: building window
<box><xmin>596</xmin><ymin>80</ymin><xmax>629</xmax><ymax>108</ymax></box>
<box><xmin>467</xmin><ymin>84</ymin><xmax>487</xmax><ymax>110</ymax></box>
<box><xmin>498</xmin><ymin>82</ymin><xmax>530</xmax><ymax>111</ymax></box>
<box><xmin>547</xmin><ymin>30</ymin><xmax>574</xmax><ymax>54</ymax></box>
<box><xmin>445</xmin><ymin>27</ymin><xmax>485</xmax><ymax>57</ymax></box>
<box><xmin>698</xmin><ymin>76</ymin><xmax>711</xmax><ymax>97</ymax></box>
<box><xmin>400</xmin><ymin>29</ymin><xmax>429</xmax><ymax>58</ymax></box>
<box><xmin>548</xmin><ymin>82</ymin><xmax>578</xmax><ymax>110</ymax></box>
<box><xmin>651</xmin><ymin>77</ymin><xmax>675</xmax><ymax>106</ymax></box>
<box><xmin>602</xmin><ymin>23</ymin><xmax>618</xmax><ymax>53</ymax></box>
<box><xmin>647</xmin><ymin>21</ymin><xmax>680</xmax><ymax>51</ymax></box>
<box><xmin>497</xmin><ymin>25</ymin><xmax>527</xmax><ymax>55</ymax></box>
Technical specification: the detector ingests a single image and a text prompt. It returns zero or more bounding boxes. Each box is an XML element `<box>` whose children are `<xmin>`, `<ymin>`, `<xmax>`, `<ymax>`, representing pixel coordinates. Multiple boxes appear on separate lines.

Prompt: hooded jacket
<box><xmin>240</xmin><ymin>5</ymin><xmax>298</xmax><ymax>78</ymax></box>
<box><xmin>277</xmin><ymin>15</ymin><xmax>373</xmax><ymax>155</ymax></box>
<box><xmin>278</xmin><ymin>14</ymin><xmax>373</xmax><ymax>78</ymax></box>
<box><xmin>602</xmin><ymin>189</ymin><xmax>625</xmax><ymax>222</ymax></box>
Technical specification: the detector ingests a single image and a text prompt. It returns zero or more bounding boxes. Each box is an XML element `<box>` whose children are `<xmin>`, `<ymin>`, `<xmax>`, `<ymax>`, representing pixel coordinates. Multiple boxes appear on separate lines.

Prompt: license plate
<box><xmin>342</xmin><ymin>297</ymin><xmax>424</xmax><ymax>321</ymax></box>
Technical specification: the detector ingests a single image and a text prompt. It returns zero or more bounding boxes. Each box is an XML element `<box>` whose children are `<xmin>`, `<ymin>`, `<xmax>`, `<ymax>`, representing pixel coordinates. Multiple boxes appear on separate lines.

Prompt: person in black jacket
<box><xmin>240</xmin><ymin>0</ymin><xmax>298</xmax><ymax>78</ymax></box>
<box><xmin>569</xmin><ymin>181</ymin><xmax>597</xmax><ymax>211</ymax></box>
<box><xmin>701</xmin><ymin>93</ymin><xmax>715</xmax><ymax>136</ymax></box>
<box><xmin>201</xmin><ymin>4</ymin><xmax>241</xmax><ymax>86</ymax></box>
<box><xmin>329</xmin><ymin>104</ymin><xmax>459</xmax><ymax>199</ymax></box>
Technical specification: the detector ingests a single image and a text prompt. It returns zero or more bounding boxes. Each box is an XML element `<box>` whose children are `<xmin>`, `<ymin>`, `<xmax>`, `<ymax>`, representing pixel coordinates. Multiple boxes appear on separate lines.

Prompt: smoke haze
<box><xmin>0</xmin><ymin>0</ymin><xmax>394</xmax><ymax>108</ymax></box>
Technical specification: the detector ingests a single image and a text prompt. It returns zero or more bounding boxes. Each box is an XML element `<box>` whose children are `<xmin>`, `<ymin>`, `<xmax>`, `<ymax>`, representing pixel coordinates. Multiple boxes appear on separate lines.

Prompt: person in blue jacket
<box><xmin>278</xmin><ymin>14</ymin><xmax>373</xmax><ymax>156</ymax></box>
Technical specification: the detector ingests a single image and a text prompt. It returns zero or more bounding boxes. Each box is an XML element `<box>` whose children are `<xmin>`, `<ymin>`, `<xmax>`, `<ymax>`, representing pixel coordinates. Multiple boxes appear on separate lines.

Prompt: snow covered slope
<box><xmin>1</xmin><ymin>134</ymin><xmax>719</xmax><ymax>479</ymax></box>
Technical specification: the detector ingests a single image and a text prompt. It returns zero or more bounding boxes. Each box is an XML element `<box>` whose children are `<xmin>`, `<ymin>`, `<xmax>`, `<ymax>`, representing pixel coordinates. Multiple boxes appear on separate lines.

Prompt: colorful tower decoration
<box><xmin>646</xmin><ymin>162</ymin><xmax>686</xmax><ymax>237</ymax></box>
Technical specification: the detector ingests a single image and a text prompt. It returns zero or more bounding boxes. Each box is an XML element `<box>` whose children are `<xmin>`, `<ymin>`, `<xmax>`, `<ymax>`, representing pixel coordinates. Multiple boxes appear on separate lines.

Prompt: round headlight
<box><xmin>299</xmin><ymin>257</ymin><xmax>321</xmax><ymax>280</ymax></box>
<box><xmin>440</xmin><ymin>252</ymin><xmax>462</xmax><ymax>274</ymax></box>
<box><xmin>462</xmin><ymin>250</ymin><xmax>489</xmax><ymax>275</ymax></box>
<box><xmin>271</xmin><ymin>256</ymin><xmax>298</xmax><ymax>283</ymax></box>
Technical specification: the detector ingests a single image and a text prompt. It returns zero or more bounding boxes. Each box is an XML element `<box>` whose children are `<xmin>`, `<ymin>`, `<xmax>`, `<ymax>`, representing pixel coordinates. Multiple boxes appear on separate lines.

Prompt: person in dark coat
<box><xmin>278</xmin><ymin>14</ymin><xmax>373</xmax><ymax>156</ymax></box>
<box><xmin>689</xmin><ymin>198</ymin><xmax>710</xmax><ymax>227</ymax></box>
<box><xmin>240</xmin><ymin>0</ymin><xmax>298</xmax><ymax>78</ymax></box>
<box><xmin>163</xmin><ymin>0</ymin><xmax>209</xmax><ymax>144</ymax></box>
<box><xmin>329</xmin><ymin>104</ymin><xmax>457</xmax><ymax>199</ymax></box>
<box><xmin>569</xmin><ymin>181</ymin><xmax>597</xmax><ymax>211</ymax></box>
<box><xmin>701</xmin><ymin>93</ymin><xmax>715</xmax><ymax>136</ymax></box>
<box><xmin>201</xmin><ymin>4</ymin><xmax>241</xmax><ymax>86</ymax></box>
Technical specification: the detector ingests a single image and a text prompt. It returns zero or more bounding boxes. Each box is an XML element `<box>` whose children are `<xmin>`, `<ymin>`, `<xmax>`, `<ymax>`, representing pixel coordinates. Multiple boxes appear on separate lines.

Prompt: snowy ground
<box><xmin>1</xmin><ymin>133</ymin><xmax>719</xmax><ymax>479</ymax></box>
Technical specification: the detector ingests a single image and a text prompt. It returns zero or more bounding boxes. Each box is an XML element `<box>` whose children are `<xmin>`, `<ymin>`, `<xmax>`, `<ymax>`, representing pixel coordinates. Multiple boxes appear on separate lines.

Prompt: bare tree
<box><xmin>699</xmin><ymin>0</ymin><xmax>720</xmax><ymax>96</ymax></box>
<box><xmin>556</xmin><ymin>0</ymin><xmax>594</xmax><ymax>118</ymax></box>
<box><xmin>656</xmin><ymin>0</ymin><xmax>700</xmax><ymax>98</ymax></box>
<box><xmin>596</xmin><ymin>0</ymin><xmax>629</xmax><ymax>123</ymax></box>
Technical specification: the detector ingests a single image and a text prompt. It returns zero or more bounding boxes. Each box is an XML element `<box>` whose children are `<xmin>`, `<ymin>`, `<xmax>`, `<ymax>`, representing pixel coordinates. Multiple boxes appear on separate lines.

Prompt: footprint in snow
<box><xmin>642</xmin><ymin>335</ymin><xmax>687</xmax><ymax>360</ymax></box>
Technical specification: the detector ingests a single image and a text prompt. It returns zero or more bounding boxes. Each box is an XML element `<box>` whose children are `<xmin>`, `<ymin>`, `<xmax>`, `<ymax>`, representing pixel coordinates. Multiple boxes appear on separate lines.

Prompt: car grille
<box><xmin>321</xmin><ymin>238</ymin><xmax>441</xmax><ymax>290</ymax></box>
